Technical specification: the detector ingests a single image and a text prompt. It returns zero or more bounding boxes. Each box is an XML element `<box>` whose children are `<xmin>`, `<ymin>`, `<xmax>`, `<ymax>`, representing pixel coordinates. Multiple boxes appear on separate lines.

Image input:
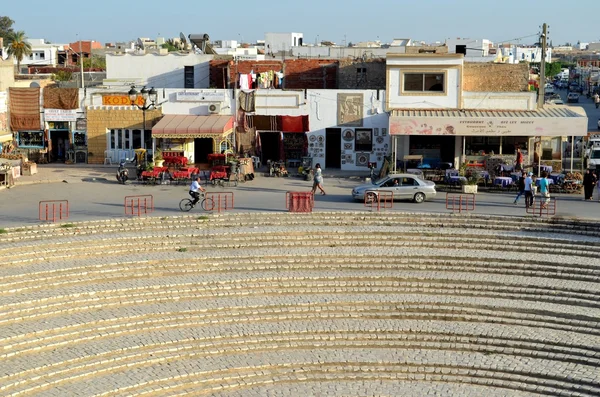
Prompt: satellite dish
<box><xmin>179</xmin><ymin>32</ymin><xmax>189</xmax><ymax>50</ymax></box>
<box><xmin>136</xmin><ymin>38</ymin><xmax>145</xmax><ymax>51</ymax></box>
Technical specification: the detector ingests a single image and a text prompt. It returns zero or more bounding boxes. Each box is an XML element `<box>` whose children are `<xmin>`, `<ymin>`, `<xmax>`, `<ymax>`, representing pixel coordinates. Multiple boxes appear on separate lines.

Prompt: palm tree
<box><xmin>6</xmin><ymin>31</ymin><xmax>32</xmax><ymax>73</ymax></box>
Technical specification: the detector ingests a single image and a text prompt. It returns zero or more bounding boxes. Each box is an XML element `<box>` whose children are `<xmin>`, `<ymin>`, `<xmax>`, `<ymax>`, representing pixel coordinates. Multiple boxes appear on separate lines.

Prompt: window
<box><xmin>38</xmin><ymin>52</ymin><xmax>45</xmax><ymax>60</ymax></box>
<box><xmin>355</xmin><ymin>128</ymin><xmax>372</xmax><ymax>152</ymax></box>
<box><xmin>184</xmin><ymin>66</ymin><xmax>194</xmax><ymax>88</ymax></box>
<box><xmin>356</xmin><ymin>67</ymin><xmax>367</xmax><ymax>85</ymax></box>
<box><xmin>403</xmin><ymin>73</ymin><xmax>444</xmax><ymax>92</ymax></box>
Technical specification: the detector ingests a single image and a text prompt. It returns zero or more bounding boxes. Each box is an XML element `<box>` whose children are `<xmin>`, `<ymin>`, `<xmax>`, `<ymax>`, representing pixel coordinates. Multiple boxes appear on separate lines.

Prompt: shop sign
<box><xmin>175</xmin><ymin>91</ymin><xmax>225</xmax><ymax>102</ymax></box>
<box><xmin>102</xmin><ymin>95</ymin><xmax>146</xmax><ymax>106</ymax></box>
<box><xmin>390</xmin><ymin>115</ymin><xmax>586</xmax><ymax>137</ymax></box>
<box><xmin>76</xmin><ymin>118</ymin><xmax>87</xmax><ymax>130</ymax></box>
<box><xmin>44</xmin><ymin>109</ymin><xmax>78</xmax><ymax>122</ymax></box>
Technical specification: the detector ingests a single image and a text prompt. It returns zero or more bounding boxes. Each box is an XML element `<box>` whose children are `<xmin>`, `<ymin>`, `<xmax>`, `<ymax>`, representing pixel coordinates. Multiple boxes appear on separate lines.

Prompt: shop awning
<box><xmin>152</xmin><ymin>115</ymin><xmax>234</xmax><ymax>138</ymax></box>
<box><xmin>0</xmin><ymin>133</ymin><xmax>13</xmax><ymax>143</ymax></box>
<box><xmin>389</xmin><ymin>107</ymin><xmax>588</xmax><ymax>137</ymax></box>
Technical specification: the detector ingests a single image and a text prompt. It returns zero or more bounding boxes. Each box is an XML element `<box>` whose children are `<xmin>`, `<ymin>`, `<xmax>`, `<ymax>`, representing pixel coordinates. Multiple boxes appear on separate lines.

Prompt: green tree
<box><xmin>546</xmin><ymin>62</ymin><xmax>562</xmax><ymax>77</ymax></box>
<box><xmin>0</xmin><ymin>16</ymin><xmax>15</xmax><ymax>43</ymax></box>
<box><xmin>161</xmin><ymin>39</ymin><xmax>178</xmax><ymax>52</ymax></box>
<box><xmin>51</xmin><ymin>70</ymin><xmax>74</xmax><ymax>86</ymax></box>
<box><xmin>6</xmin><ymin>30</ymin><xmax>32</xmax><ymax>73</ymax></box>
<box><xmin>81</xmin><ymin>54</ymin><xmax>106</xmax><ymax>70</ymax></box>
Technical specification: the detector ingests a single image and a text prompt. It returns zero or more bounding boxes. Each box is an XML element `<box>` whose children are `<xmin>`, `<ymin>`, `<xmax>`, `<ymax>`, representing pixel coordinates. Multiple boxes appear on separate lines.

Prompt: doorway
<box><xmin>325</xmin><ymin>128</ymin><xmax>341</xmax><ymax>168</ymax></box>
<box><xmin>194</xmin><ymin>138</ymin><xmax>213</xmax><ymax>165</ymax></box>
<box><xmin>259</xmin><ymin>132</ymin><xmax>281</xmax><ymax>164</ymax></box>
<box><xmin>50</xmin><ymin>130</ymin><xmax>69</xmax><ymax>163</ymax></box>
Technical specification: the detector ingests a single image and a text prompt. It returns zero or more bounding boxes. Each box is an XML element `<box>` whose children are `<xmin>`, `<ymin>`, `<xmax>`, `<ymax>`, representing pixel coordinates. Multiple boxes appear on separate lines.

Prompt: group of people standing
<box><xmin>513</xmin><ymin>171</ymin><xmax>551</xmax><ymax>209</ymax></box>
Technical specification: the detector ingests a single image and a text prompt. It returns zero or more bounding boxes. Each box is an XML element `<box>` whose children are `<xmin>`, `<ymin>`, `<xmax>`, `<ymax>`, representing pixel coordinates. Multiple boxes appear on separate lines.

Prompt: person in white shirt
<box><xmin>524</xmin><ymin>172</ymin><xmax>534</xmax><ymax>208</ymax></box>
<box><xmin>189</xmin><ymin>176</ymin><xmax>206</xmax><ymax>205</ymax></box>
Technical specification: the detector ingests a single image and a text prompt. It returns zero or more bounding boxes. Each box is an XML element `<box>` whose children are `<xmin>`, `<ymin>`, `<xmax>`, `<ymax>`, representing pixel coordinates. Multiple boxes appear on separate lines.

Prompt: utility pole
<box><xmin>79</xmin><ymin>37</ymin><xmax>85</xmax><ymax>90</ymax></box>
<box><xmin>537</xmin><ymin>23</ymin><xmax>547</xmax><ymax>109</ymax></box>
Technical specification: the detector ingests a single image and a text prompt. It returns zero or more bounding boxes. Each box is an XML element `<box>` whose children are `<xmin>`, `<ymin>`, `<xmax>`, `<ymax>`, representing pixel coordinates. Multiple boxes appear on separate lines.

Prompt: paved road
<box><xmin>1</xmin><ymin>165</ymin><xmax>599</xmax><ymax>228</ymax></box>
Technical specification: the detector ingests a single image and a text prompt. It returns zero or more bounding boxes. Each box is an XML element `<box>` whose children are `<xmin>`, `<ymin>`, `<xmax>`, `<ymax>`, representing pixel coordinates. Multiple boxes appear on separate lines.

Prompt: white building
<box><xmin>265</xmin><ymin>33</ymin><xmax>303</xmax><ymax>55</ymax></box>
<box><xmin>446</xmin><ymin>38</ymin><xmax>492</xmax><ymax>57</ymax></box>
<box><xmin>386</xmin><ymin>53</ymin><xmax>586</xmax><ymax>170</ymax></box>
<box><xmin>105</xmin><ymin>52</ymin><xmax>213</xmax><ymax>89</ymax></box>
<box><xmin>515</xmin><ymin>46</ymin><xmax>552</xmax><ymax>63</ymax></box>
<box><xmin>1</xmin><ymin>39</ymin><xmax>67</xmax><ymax>69</ymax></box>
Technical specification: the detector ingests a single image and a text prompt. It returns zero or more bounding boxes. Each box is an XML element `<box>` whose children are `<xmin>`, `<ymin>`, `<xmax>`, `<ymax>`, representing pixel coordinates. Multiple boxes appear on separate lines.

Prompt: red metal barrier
<box><xmin>445</xmin><ymin>193</ymin><xmax>476</xmax><ymax>213</ymax></box>
<box><xmin>205</xmin><ymin>192</ymin><xmax>234</xmax><ymax>213</ymax></box>
<box><xmin>124</xmin><ymin>195</ymin><xmax>154</xmax><ymax>216</ymax></box>
<box><xmin>286</xmin><ymin>191</ymin><xmax>314</xmax><ymax>212</ymax></box>
<box><xmin>526</xmin><ymin>196</ymin><xmax>556</xmax><ymax>217</ymax></box>
<box><xmin>364</xmin><ymin>190</ymin><xmax>393</xmax><ymax>211</ymax></box>
<box><xmin>39</xmin><ymin>200</ymin><xmax>69</xmax><ymax>222</ymax></box>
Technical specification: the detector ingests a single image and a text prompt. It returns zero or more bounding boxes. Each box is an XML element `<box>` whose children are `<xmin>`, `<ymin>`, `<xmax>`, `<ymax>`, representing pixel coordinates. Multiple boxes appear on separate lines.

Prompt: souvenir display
<box><xmin>342</xmin><ymin>129</ymin><xmax>354</xmax><ymax>141</ymax></box>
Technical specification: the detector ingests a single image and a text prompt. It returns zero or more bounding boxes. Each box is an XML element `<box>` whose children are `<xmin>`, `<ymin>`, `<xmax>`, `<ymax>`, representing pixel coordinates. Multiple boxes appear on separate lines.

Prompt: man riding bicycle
<box><xmin>189</xmin><ymin>176</ymin><xmax>206</xmax><ymax>205</ymax></box>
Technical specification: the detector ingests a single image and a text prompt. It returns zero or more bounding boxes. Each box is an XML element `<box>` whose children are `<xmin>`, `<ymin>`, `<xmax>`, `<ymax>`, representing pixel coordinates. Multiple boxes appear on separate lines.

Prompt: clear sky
<box><xmin>3</xmin><ymin>0</ymin><xmax>598</xmax><ymax>46</ymax></box>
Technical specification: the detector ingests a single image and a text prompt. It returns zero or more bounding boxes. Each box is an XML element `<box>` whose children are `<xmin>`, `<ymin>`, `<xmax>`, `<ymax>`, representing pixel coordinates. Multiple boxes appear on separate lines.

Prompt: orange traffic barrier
<box><xmin>364</xmin><ymin>190</ymin><xmax>393</xmax><ymax>211</ymax></box>
<box><xmin>445</xmin><ymin>193</ymin><xmax>476</xmax><ymax>213</ymax></box>
<box><xmin>205</xmin><ymin>192</ymin><xmax>234</xmax><ymax>213</ymax></box>
<box><xmin>124</xmin><ymin>195</ymin><xmax>154</xmax><ymax>216</ymax></box>
<box><xmin>286</xmin><ymin>191</ymin><xmax>314</xmax><ymax>212</ymax></box>
<box><xmin>39</xmin><ymin>200</ymin><xmax>69</xmax><ymax>222</ymax></box>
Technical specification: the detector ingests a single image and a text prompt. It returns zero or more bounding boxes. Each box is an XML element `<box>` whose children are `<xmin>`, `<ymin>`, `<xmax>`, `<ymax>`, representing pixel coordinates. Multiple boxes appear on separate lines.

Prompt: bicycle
<box><xmin>179</xmin><ymin>192</ymin><xmax>214</xmax><ymax>212</ymax></box>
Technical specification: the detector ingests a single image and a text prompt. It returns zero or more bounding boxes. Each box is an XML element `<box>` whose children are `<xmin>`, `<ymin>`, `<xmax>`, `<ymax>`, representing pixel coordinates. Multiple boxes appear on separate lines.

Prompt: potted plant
<box><xmin>461</xmin><ymin>170</ymin><xmax>480</xmax><ymax>194</ymax></box>
<box><xmin>153</xmin><ymin>149</ymin><xmax>164</xmax><ymax>167</ymax></box>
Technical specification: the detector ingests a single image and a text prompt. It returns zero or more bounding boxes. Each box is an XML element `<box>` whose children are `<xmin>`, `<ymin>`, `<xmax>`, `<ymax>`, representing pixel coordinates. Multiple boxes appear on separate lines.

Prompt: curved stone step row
<box><xmin>2</xmin><ymin>253</ymin><xmax>599</xmax><ymax>300</ymax></box>
<box><xmin>2</xmin><ymin>263</ymin><xmax>599</xmax><ymax>325</ymax></box>
<box><xmin>3</xmin><ymin>298</ymin><xmax>599</xmax><ymax>361</ymax></box>
<box><xmin>2</xmin><ymin>324</ymin><xmax>599</xmax><ymax>395</ymax></box>
<box><xmin>1</xmin><ymin>212</ymin><xmax>600</xmax><ymax>244</ymax></box>
<box><xmin>207</xmin><ymin>381</ymin><xmax>540</xmax><ymax>397</ymax></box>
<box><xmin>12</xmin><ymin>350</ymin><xmax>598</xmax><ymax>397</ymax></box>
<box><xmin>2</xmin><ymin>226</ymin><xmax>599</xmax><ymax>267</ymax></box>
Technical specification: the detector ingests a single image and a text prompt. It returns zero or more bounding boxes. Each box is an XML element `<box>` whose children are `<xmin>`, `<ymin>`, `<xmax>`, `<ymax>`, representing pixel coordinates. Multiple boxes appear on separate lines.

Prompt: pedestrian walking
<box><xmin>594</xmin><ymin>93</ymin><xmax>600</xmax><ymax>109</ymax></box>
<box><xmin>311</xmin><ymin>163</ymin><xmax>326</xmax><ymax>196</ymax></box>
<box><xmin>538</xmin><ymin>172</ymin><xmax>551</xmax><ymax>209</ymax></box>
<box><xmin>515</xmin><ymin>148</ymin><xmax>524</xmax><ymax>171</ymax></box>
<box><xmin>583</xmin><ymin>169</ymin><xmax>597</xmax><ymax>200</ymax></box>
<box><xmin>513</xmin><ymin>171</ymin><xmax>527</xmax><ymax>204</ymax></box>
<box><xmin>524</xmin><ymin>172</ymin><xmax>534</xmax><ymax>208</ymax></box>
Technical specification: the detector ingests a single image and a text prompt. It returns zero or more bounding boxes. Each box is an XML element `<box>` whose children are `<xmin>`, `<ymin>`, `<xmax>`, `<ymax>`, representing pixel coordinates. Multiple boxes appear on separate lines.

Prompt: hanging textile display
<box><xmin>9</xmin><ymin>87</ymin><xmax>41</xmax><ymax>131</ymax></box>
<box><xmin>238</xmin><ymin>90</ymin><xmax>256</xmax><ymax>112</ymax></box>
<box><xmin>252</xmin><ymin>115</ymin><xmax>280</xmax><ymax>131</ymax></box>
<box><xmin>235</xmin><ymin>127</ymin><xmax>256</xmax><ymax>155</ymax></box>
<box><xmin>43</xmin><ymin>87</ymin><xmax>79</xmax><ymax>109</ymax></box>
<box><xmin>281</xmin><ymin>115</ymin><xmax>309</xmax><ymax>133</ymax></box>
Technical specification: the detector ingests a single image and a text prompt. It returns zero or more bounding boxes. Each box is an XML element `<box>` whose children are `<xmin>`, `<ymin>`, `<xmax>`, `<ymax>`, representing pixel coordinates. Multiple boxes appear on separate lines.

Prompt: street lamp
<box><xmin>128</xmin><ymin>85</ymin><xmax>158</xmax><ymax>131</ymax></box>
<box><xmin>128</xmin><ymin>85</ymin><xmax>158</xmax><ymax>159</ymax></box>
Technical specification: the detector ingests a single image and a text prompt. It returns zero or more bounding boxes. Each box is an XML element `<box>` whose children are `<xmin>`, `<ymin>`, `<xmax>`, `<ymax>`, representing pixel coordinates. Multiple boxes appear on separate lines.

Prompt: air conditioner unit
<box><xmin>208</xmin><ymin>103</ymin><xmax>221</xmax><ymax>114</ymax></box>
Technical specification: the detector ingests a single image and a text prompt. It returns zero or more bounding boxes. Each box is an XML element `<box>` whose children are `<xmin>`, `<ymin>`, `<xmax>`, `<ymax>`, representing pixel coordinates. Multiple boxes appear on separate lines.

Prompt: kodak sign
<box><xmin>102</xmin><ymin>95</ymin><xmax>146</xmax><ymax>106</ymax></box>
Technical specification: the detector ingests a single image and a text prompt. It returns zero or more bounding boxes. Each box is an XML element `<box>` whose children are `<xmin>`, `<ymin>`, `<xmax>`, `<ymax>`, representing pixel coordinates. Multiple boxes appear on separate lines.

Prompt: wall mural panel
<box><xmin>337</xmin><ymin>93</ymin><xmax>363</xmax><ymax>127</ymax></box>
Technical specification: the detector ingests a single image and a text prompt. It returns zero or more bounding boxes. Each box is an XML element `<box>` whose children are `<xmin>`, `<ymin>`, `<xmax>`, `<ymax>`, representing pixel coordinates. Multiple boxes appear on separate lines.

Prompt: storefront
<box><xmin>9</xmin><ymin>87</ymin><xmax>43</xmax><ymax>161</ymax></box>
<box><xmin>390</xmin><ymin>107</ymin><xmax>588</xmax><ymax>173</ymax></box>
<box><xmin>249</xmin><ymin>115</ymin><xmax>309</xmax><ymax>166</ymax></box>
<box><xmin>86</xmin><ymin>103</ymin><xmax>162</xmax><ymax>165</ymax></box>
<box><xmin>43</xmin><ymin>88</ymin><xmax>82</xmax><ymax>163</ymax></box>
<box><xmin>151</xmin><ymin>114</ymin><xmax>234</xmax><ymax>164</ymax></box>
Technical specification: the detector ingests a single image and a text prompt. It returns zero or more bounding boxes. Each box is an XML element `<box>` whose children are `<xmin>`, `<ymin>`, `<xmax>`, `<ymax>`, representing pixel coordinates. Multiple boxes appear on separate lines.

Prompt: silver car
<box><xmin>351</xmin><ymin>173</ymin><xmax>437</xmax><ymax>204</ymax></box>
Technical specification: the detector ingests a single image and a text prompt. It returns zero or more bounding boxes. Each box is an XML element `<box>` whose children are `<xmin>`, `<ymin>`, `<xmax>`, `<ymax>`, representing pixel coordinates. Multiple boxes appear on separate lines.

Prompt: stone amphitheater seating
<box><xmin>0</xmin><ymin>212</ymin><xmax>599</xmax><ymax>396</ymax></box>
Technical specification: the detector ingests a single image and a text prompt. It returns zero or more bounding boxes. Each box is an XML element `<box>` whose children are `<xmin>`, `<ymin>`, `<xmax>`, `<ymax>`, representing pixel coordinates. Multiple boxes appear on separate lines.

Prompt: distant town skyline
<box><xmin>3</xmin><ymin>0</ymin><xmax>599</xmax><ymax>47</ymax></box>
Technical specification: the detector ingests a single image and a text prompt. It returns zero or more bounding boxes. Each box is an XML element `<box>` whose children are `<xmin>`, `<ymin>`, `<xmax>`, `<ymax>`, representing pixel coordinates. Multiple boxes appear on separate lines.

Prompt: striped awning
<box><xmin>152</xmin><ymin>115</ymin><xmax>234</xmax><ymax>138</ymax></box>
<box><xmin>389</xmin><ymin>106</ymin><xmax>588</xmax><ymax>137</ymax></box>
